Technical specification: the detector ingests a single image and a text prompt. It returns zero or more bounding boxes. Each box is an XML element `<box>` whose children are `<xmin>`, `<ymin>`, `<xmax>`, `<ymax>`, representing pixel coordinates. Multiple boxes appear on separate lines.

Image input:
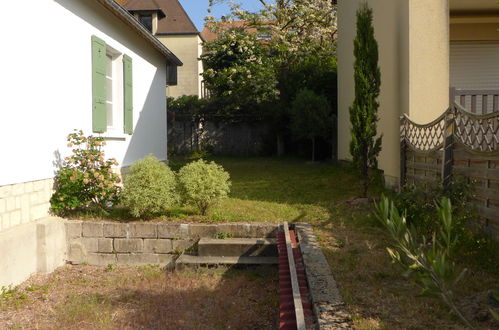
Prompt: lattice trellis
<box><xmin>454</xmin><ymin>107</ymin><xmax>499</xmax><ymax>153</ymax></box>
<box><xmin>400</xmin><ymin>111</ymin><xmax>448</xmax><ymax>151</ymax></box>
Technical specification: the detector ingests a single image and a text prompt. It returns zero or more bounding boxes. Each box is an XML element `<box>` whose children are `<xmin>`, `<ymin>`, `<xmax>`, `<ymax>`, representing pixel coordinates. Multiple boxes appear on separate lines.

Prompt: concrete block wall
<box><xmin>66</xmin><ymin>222</ymin><xmax>278</xmax><ymax>267</ymax></box>
<box><xmin>0</xmin><ymin>217</ymin><xmax>67</xmax><ymax>288</ymax></box>
<box><xmin>0</xmin><ymin>179</ymin><xmax>53</xmax><ymax>232</ymax></box>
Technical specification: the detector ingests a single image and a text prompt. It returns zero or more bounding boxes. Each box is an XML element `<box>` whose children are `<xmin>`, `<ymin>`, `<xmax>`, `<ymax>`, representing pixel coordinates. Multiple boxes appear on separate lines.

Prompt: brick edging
<box><xmin>295</xmin><ymin>223</ymin><xmax>352</xmax><ymax>329</ymax></box>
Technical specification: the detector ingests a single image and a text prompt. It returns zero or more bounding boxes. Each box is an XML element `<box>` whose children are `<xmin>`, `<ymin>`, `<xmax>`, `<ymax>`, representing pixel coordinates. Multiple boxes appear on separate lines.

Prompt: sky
<box><xmin>178</xmin><ymin>0</ymin><xmax>268</xmax><ymax>31</ymax></box>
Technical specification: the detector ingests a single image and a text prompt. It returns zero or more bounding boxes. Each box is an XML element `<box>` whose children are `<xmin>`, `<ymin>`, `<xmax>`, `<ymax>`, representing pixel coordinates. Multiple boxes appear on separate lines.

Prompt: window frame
<box><xmin>104</xmin><ymin>45</ymin><xmax>124</xmax><ymax>135</ymax></box>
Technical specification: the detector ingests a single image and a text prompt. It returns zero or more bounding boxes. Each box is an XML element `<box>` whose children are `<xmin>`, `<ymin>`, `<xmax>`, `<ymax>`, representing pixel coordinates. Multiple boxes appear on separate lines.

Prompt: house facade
<box><xmin>337</xmin><ymin>0</ymin><xmax>499</xmax><ymax>187</ymax></box>
<box><xmin>123</xmin><ymin>0</ymin><xmax>204</xmax><ymax>98</ymax></box>
<box><xmin>0</xmin><ymin>0</ymin><xmax>181</xmax><ymax>287</ymax></box>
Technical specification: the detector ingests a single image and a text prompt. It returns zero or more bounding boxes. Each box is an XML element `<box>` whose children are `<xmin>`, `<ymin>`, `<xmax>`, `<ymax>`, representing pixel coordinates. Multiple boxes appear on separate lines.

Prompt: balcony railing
<box><xmin>451</xmin><ymin>87</ymin><xmax>499</xmax><ymax>115</ymax></box>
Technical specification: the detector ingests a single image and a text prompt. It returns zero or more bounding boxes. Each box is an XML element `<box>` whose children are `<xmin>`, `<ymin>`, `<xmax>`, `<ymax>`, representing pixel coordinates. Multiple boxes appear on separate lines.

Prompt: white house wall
<box><xmin>1</xmin><ymin>0</ymin><xmax>167</xmax><ymax>188</ymax></box>
<box><xmin>0</xmin><ymin>0</ymin><xmax>169</xmax><ymax>235</ymax></box>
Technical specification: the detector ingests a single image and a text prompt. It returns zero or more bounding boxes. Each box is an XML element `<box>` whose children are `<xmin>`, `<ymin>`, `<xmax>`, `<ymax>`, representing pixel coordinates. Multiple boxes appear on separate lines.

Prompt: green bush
<box><xmin>122</xmin><ymin>155</ymin><xmax>177</xmax><ymax>218</ymax></box>
<box><xmin>375</xmin><ymin>196</ymin><xmax>473</xmax><ymax>328</ymax></box>
<box><xmin>50</xmin><ymin>130</ymin><xmax>121</xmax><ymax>216</ymax></box>
<box><xmin>394</xmin><ymin>180</ymin><xmax>475</xmax><ymax>237</ymax></box>
<box><xmin>177</xmin><ymin>160</ymin><xmax>231</xmax><ymax>215</ymax></box>
<box><xmin>289</xmin><ymin>88</ymin><xmax>332</xmax><ymax>162</ymax></box>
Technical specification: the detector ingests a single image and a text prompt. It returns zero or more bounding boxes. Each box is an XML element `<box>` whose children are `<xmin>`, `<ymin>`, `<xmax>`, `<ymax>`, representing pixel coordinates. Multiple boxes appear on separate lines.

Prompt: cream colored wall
<box><xmin>338</xmin><ymin>0</ymin><xmax>408</xmax><ymax>187</ymax></box>
<box><xmin>408</xmin><ymin>0</ymin><xmax>450</xmax><ymax>123</ymax></box>
<box><xmin>338</xmin><ymin>0</ymin><xmax>450</xmax><ymax>187</ymax></box>
<box><xmin>158</xmin><ymin>34</ymin><xmax>203</xmax><ymax>97</ymax></box>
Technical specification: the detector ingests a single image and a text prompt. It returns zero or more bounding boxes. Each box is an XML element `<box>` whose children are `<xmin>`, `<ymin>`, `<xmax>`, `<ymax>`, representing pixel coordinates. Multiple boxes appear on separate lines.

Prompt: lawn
<box><xmin>0</xmin><ymin>265</ymin><xmax>278</xmax><ymax>329</ymax></box>
<box><xmin>3</xmin><ymin>156</ymin><xmax>497</xmax><ymax>329</ymax></box>
<box><xmin>176</xmin><ymin>156</ymin><xmax>498</xmax><ymax>329</ymax></box>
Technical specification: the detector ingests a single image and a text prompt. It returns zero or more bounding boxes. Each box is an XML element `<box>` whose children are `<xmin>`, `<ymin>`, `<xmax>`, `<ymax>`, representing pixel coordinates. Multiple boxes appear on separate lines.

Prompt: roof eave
<box><xmin>95</xmin><ymin>0</ymin><xmax>183</xmax><ymax>66</ymax></box>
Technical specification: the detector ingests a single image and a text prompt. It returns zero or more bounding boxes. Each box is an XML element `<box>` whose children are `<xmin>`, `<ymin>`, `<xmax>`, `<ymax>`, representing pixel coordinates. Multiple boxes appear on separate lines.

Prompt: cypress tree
<box><xmin>349</xmin><ymin>2</ymin><xmax>382</xmax><ymax>197</ymax></box>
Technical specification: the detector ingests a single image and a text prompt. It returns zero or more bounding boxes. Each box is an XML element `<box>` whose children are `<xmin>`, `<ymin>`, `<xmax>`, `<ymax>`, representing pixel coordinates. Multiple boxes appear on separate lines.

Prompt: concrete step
<box><xmin>175</xmin><ymin>255</ymin><xmax>278</xmax><ymax>270</ymax></box>
<box><xmin>197</xmin><ymin>238</ymin><xmax>278</xmax><ymax>257</ymax></box>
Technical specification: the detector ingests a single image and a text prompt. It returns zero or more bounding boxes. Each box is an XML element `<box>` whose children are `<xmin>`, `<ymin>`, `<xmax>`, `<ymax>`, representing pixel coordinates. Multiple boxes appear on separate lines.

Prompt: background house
<box><xmin>0</xmin><ymin>0</ymin><xmax>181</xmax><ymax>287</ymax></box>
<box><xmin>200</xmin><ymin>21</ymin><xmax>272</xmax><ymax>43</ymax></box>
<box><xmin>122</xmin><ymin>0</ymin><xmax>204</xmax><ymax>98</ymax></box>
<box><xmin>337</xmin><ymin>0</ymin><xmax>499</xmax><ymax>187</ymax></box>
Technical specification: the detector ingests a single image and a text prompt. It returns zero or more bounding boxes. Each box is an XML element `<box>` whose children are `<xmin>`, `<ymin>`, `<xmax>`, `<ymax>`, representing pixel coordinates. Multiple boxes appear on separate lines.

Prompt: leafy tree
<box><xmin>201</xmin><ymin>28</ymin><xmax>278</xmax><ymax>117</ymax></box>
<box><xmin>207</xmin><ymin>0</ymin><xmax>337</xmax><ymax>155</ymax></box>
<box><xmin>349</xmin><ymin>2</ymin><xmax>382</xmax><ymax>197</ymax></box>
<box><xmin>289</xmin><ymin>88</ymin><xmax>332</xmax><ymax>162</ymax></box>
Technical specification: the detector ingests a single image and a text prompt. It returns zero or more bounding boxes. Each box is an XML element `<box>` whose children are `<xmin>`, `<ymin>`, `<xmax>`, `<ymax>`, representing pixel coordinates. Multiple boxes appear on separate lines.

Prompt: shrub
<box><xmin>394</xmin><ymin>180</ymin><xmax>475</xmax><ymax>238</ymax></box>
<box><xmin>177</xmin><ymin>160</ymin><xmax>231</xmax><ymax>215</ymax></box>
<box><xmin>289</xmin><ymin>88</ymin><xmax>332</xmax><ymax>162</ymax></box>
<box><xmin>375</xmin><ymin>196</ymin><xmax>473</xmax><ymax>328</ymax></box>
<box><xmin>50</xmin><ymin>130</ymin><xmax>121</xmax><ymax>216</ymax></box>
<box><xmin>122</xmin><ymin>155</ymin><xmax>177</xmax><ymax>218</ymax></box>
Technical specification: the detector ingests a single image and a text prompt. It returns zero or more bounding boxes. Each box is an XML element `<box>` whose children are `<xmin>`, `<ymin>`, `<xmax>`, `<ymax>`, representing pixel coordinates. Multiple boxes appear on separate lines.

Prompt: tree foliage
<box><xmin>289</xmin><ymin>88</ymin><xmax>332</xmax><ymax>161</ymax></box>
<box><xmin>349</xmin><ymin>2</ymin><xmax>382</xmax><ymax>196</ymax></box>
<box><xmin>201</xmin><ymin>28</ymin><xmax>278</xmax><ymax>116</ymax></box>
<box><xmin>195</xmin><ymin>1</ymin><xmax>339</xmax><ymax>158</ymax></box>
<box><xmin>207</xmin><ymin>0</ymin><xmax>337</xmax><ymax>63</ymax></box>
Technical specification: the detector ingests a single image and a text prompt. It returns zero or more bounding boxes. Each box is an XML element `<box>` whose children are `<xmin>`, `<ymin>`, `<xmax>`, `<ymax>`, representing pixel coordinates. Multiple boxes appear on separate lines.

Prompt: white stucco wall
<box><xmin>0</xmin><ymin>0</ymin><xmax>168</xmax><ymax>187</ymax></box>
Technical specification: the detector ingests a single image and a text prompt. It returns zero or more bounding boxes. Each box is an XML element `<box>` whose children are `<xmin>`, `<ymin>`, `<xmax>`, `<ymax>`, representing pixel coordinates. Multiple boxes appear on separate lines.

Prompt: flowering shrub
<box><xmin>200</xmin><ymin>28</ymin><xmax>278</xmax><ymax>115</ymax></box>
<box><xmin>50</xmin><ymin>130</ymin><xmax>121</xmax><ymax>215</ymax></box>
<box><xmin>122</xmin><ymin>155</ymin><xmax>177</xmax><ymax>218</ymax></box>
<box><xmin>177</xmin><ymin>160</ymin><xmax>231</xmax><ymax>215</ymax></box>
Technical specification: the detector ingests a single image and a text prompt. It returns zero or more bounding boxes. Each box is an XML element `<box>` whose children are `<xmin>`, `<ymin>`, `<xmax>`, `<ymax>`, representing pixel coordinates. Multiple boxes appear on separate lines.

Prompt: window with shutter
<box><xmin>92</xmin><ymin>36</ymin><xmax>132</xmax><ymax>136</ymax></box>
<box><xmin>91</xmin><ymin>36</ymin><xmax>107</xmax><ymax>133</ymax></box>
<box><xmin>123</xmin><ymin>55</ymin><xmax>133</xmax><ymax>135</ymax></box>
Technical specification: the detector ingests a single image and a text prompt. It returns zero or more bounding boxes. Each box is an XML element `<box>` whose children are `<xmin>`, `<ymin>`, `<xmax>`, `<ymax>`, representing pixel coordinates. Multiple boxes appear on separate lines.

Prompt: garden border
<box><xmin>295</xmin><ymin>223</ymin><xmax>352</xmax><ymax>329</ymax></box>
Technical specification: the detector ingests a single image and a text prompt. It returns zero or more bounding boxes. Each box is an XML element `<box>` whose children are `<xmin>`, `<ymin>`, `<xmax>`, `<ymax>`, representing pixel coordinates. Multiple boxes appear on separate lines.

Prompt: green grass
<box><xmin>186</xmin><ymin>156</ymin><xmax>376</xmax><ymax>225</ymax></box>
<box><xmin>61</xmin><ymin>156</ymin><xmax>497</xmax><ymax>329</ymax></box>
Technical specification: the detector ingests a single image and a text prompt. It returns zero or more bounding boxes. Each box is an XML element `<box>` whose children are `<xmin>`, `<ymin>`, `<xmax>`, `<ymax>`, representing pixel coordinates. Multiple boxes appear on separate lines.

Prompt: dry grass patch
<box><xmin>0</xmin><ymin>265</ymin><xmax>278</xmax><ymax>329</ymax></box>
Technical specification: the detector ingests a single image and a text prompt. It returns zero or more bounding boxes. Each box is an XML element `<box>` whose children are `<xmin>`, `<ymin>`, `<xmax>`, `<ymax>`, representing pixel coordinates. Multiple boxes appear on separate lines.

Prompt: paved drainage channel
<box><xmin>173</xmin><ymin>223</ymin><xmax>352</xmax><ymax>330</ymax></box>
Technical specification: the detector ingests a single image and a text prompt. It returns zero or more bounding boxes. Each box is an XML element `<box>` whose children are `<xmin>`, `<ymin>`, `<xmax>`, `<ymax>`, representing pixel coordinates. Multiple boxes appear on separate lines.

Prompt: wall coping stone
<box><xmin>295</xmin><ymin>223</ymin><xmax>352</xmax><ymax>330</ymax></box>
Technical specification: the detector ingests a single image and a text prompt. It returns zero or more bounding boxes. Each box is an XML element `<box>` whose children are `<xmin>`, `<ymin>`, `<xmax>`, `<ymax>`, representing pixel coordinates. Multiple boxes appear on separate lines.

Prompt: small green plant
<box><xmin>122</xmin><ymin>155</ymin><xmax>178</xmax><ymax>218</ymax></box>
<box><xmin>106</xmin><ymin>264</ymin><xmax>116</xmax><ymax>271</ymax></box>
<box><xmin>0</xmin><ymin>286</ymin><xmax>28</xmax><ymax>309</ymax></box>
<box><xmin>177</xmin><ymin>159</ymin><xmax>231</xmax><ymax>215</ymax></box>
<box><xmin>214</xmin><ymin>232</ymin><xmax>234</xmax><ymax>239</ymax></box>
<box><xmin>394</xmin><ymin>180</ymin><xmax>474</xmax><ymax>236</ymax></box>
<box><xmin>375</xmin><ymin>196</ymin><xmax>474</xmax><ymax>329</ymax></box>
<box><xmin>50</xmin><ymin>130</ymin><xmax>121</xmax><ymax>216</ymax></box>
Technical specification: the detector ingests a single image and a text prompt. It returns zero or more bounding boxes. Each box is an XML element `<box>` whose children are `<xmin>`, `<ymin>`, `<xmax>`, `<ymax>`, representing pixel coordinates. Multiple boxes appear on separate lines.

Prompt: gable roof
<box><xmin>122</xmin><ymin>0</ymin><xmax>165</xmax><ymax>17</ymax></box>
<box><xmin>96</xmin><ymin>0</ymin><xmax>182</xmax><ymax>65</ymax></box>
<box><xmin>123</xmin><ymin>0</ymin><xmax>199</xmax><ymax>35</ymax></box>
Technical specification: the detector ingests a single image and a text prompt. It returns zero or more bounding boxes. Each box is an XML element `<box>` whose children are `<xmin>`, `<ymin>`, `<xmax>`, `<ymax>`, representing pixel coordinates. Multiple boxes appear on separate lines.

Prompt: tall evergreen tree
<box><xmin>349</xmin><ymin>2</ymin><xmax>382</xmax><ymax>197</ymax></box>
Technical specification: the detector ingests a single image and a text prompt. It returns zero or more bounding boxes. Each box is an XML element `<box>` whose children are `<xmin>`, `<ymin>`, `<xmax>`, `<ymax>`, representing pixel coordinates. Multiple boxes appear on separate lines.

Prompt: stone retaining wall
<box><xmin>0</xmin><ymin>178</ymin><xmax>53</xmax><ymax>232</ymax></box>
<box><xmin>66</xmin><ymin>221</ymin><xmax>278</xmax><ymax>267</ymax></box>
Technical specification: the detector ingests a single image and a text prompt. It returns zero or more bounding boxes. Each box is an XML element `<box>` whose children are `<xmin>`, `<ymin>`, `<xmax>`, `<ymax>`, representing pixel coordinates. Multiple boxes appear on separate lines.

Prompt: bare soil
<box><xmin>0</xmin><ymin>264</ymin><xmax>278</xmax><ymax>330</ymax></box>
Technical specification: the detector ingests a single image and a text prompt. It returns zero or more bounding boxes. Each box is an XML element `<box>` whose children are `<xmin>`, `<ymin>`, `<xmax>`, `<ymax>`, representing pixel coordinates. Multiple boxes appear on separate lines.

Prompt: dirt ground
<box><xmin>0</xmin><ymin>264</ymin><xmax>278</xmax><ymax>330</ymax></box>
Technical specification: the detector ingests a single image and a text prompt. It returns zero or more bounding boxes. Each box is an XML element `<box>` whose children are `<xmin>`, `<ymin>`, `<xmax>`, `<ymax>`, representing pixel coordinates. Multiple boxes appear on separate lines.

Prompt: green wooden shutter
<box><xmin>123</xmin><ymin>54</ymin><xmax>133</xmax><ymax>134</ymax></box>
<box><xmin>91</xmin><ymin>36</ymin><xmax>107</xmax><ymax>133</ymax></box>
